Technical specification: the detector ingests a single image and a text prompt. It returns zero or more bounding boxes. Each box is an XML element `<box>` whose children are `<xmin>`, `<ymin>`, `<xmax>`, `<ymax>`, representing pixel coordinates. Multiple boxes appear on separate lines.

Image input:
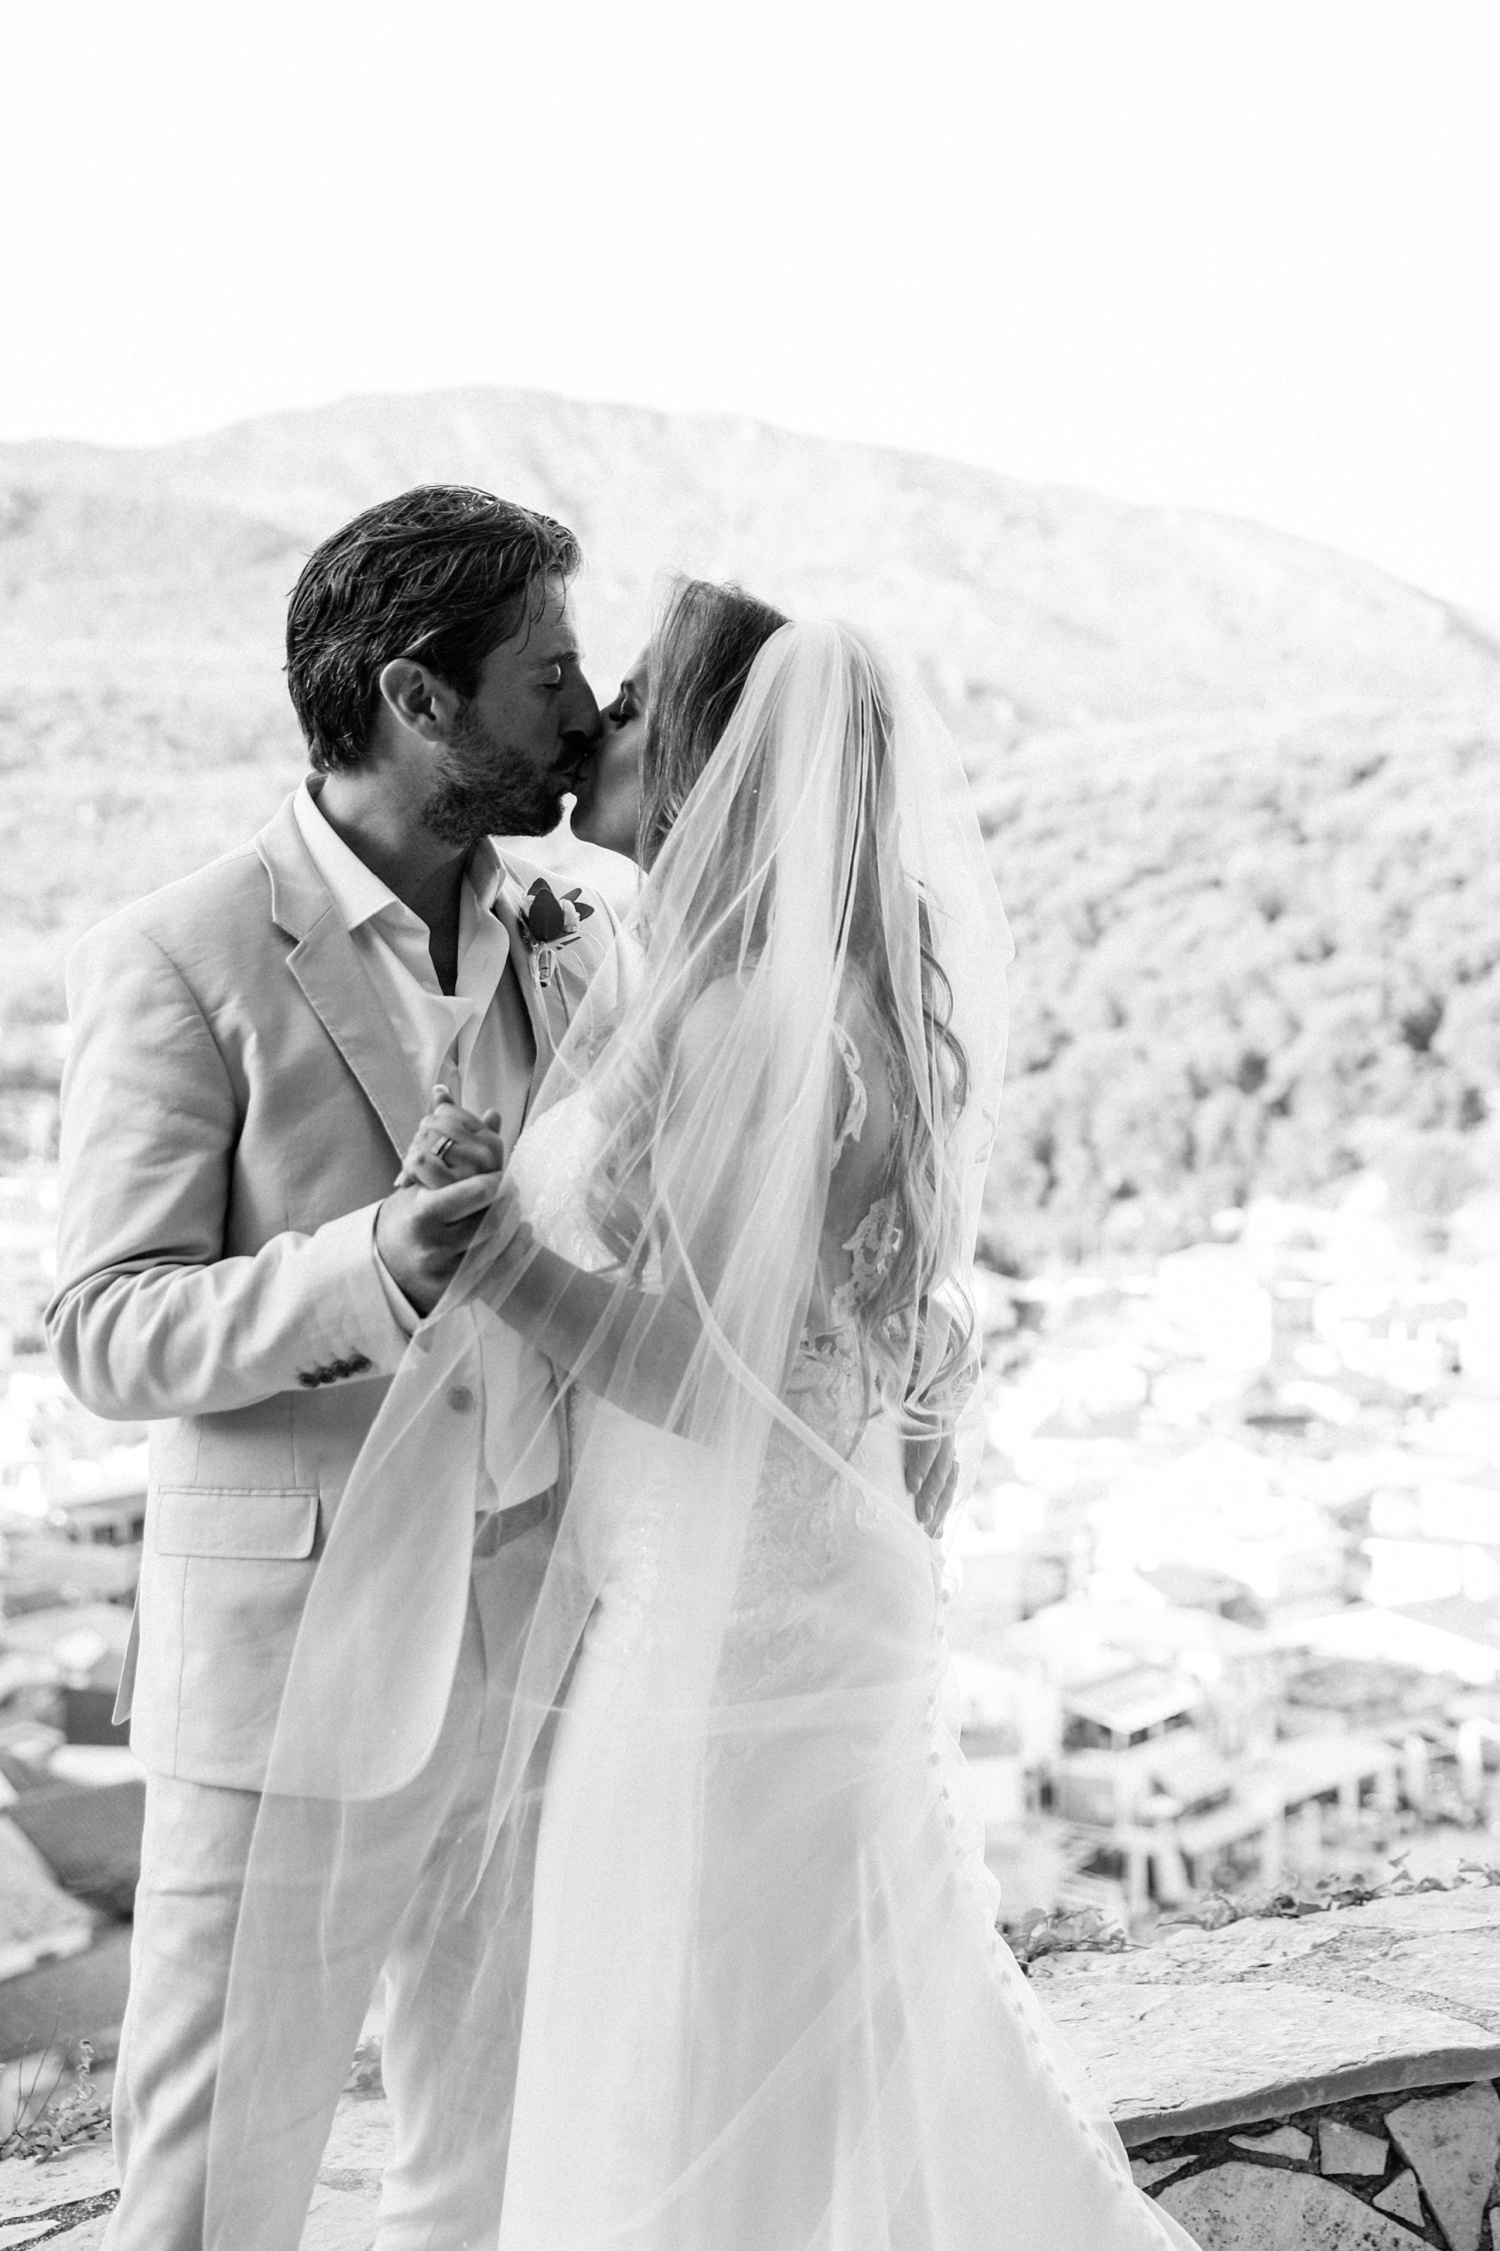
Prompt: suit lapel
<box><xmin>491</xmin><ymin>878</ymin><xmax>564</xmax><ymax>1119</ymax></box>
<box><xmin>256</xmin><ymin>795</ymin><xmax>427</xmax><ymax>1160</ymax></box>
<box><xmin>287</xmin><ymin>917</ymin><xmax>428</xmax><ymax>1158</ymax></box>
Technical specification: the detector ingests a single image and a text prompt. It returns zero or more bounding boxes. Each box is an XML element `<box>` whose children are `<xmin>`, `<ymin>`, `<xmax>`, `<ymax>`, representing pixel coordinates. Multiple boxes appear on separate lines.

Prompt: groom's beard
<box><xmin>421</xmin><ymin>703</ymin><xmax>565</xmax><ymax>846</ymax></box>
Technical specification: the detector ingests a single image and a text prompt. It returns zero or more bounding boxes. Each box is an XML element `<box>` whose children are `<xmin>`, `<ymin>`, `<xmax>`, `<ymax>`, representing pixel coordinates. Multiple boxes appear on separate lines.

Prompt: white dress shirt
<box><xmin>294</xmin><ymin>778</ymin><xmax>535</xmax><ymax>1146</ymax></box>
<box><xmin>293</xmin><ymin>779</ymin><xmax>560</xmax><ymax>1513</ymax></box>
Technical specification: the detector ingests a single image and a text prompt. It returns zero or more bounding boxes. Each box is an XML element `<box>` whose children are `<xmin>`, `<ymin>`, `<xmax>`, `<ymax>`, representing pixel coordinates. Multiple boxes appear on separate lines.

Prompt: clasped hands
<box><xmin>374</xmin><ymin>1087</ymin><xmax>519</xmax><ymax>1318</ymax></box>
<box><xmin>375</xmin><ymin>1089</ymin><xmax>959</xmax><ymax>1533</ymax></box>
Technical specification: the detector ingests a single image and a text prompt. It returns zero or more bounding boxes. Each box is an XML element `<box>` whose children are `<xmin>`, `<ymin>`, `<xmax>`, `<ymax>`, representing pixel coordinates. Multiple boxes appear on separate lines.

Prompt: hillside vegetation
<box><xmin>2</xmin><ymin>387</ymin><xmax>1498</xmax><ymax>1260</ymax></box>
<box><xmin>978</xmin><ymin>704</ymin><xmax>1500</xmax><ymax>1265</ymax></box>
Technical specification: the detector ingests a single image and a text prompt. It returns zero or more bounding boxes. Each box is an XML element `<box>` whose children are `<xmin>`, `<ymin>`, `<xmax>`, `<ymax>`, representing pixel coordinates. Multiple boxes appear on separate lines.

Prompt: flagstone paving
<box><xmin>1</xmin><ymin>1885</ymin><xmax>1498</xmax><ymax>2245</ymax></box>
<box><xmin>1030</xmin><ymin>1884</ymin><xmax>1500</xmax><ymax>2140</ymax></box>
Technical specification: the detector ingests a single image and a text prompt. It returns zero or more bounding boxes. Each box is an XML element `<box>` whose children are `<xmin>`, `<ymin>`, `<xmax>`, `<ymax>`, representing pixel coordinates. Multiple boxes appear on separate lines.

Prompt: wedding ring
<box><xmin>431</xmin><ymin>1134</ymin><xmax>456</xmax><ymax>1164</ymax></box>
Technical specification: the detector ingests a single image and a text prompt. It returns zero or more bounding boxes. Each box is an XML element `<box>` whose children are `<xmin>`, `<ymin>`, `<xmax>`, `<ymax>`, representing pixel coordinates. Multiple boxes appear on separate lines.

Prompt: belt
<box><xmin>472</xmin><ymin>1487</ymin><xmax>555</xmax><ymax>1560</ymax></box>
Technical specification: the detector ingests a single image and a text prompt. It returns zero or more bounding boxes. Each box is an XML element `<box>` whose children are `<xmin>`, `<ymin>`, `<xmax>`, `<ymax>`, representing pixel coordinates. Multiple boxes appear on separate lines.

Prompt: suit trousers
<box><xmin>104</xmin><ymin>1521</ymin><xmax>553</xmax><ymax>2251</ymax></box>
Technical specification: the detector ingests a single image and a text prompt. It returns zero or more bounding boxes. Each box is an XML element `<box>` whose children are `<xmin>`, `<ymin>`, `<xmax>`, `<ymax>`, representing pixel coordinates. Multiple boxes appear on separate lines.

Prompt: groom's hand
<box><xmin>397</xmin><ymin>1087</ymin><xmax>506</xmax><ymax>1190</ymax></box>
<box><xmin>376</xmin><ymin>1172</ymin><xmax>508</xmax><ymax>1318</ymax></box>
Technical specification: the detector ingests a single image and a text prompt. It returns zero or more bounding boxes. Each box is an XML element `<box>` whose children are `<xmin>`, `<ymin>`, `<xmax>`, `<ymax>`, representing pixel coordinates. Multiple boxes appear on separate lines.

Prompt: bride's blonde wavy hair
<box><xmin>636</xmin><ymin>578</ymin><xmax>790</xmax><ymax>870</ymax></box>
<box><xmin>601</xmin><ymin>577</ymin><xmax>975</xmax><ymax>1430</ymax></box>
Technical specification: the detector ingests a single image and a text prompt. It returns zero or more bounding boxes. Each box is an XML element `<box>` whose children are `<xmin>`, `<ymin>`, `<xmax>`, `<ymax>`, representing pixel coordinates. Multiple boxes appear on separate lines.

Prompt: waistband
<box><xmin>472</xmin><ymin>1486</ymin><xmax>555</xmax><ymax>1560</ymax></box>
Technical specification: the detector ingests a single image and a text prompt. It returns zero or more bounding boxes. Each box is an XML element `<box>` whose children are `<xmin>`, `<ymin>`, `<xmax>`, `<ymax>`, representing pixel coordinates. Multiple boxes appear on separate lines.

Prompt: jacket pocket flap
<box><xmin>154</xmin><ymin>1488</ymin><xmax>319</xmax><ymax>1560</ymax></box>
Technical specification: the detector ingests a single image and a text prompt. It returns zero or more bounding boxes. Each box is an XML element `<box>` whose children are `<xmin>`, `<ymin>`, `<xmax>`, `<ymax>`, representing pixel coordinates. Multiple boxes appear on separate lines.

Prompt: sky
<box><xmin>3</xmin><ymin>0</ymin><xmax>1498</xmax><ymax>615</ymax></box>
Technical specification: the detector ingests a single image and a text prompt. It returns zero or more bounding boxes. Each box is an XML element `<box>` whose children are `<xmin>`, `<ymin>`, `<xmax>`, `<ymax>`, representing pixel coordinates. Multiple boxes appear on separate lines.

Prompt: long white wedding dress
<box><xmin>491</xmin><ymin>1040</ymin><xmax>1195</xmax><ymax>2249</ymax></box>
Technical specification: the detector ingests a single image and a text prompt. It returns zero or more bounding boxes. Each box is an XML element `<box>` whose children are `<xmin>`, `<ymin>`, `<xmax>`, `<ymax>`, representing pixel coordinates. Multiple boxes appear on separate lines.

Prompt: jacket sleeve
<box><xmin>45</xmin><ymin>918</ymin><xmax>409</xmax><ymax>1422</ymax></box>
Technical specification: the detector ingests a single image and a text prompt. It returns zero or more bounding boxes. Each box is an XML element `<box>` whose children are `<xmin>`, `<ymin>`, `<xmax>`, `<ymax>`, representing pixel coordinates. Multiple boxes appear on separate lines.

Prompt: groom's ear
<box><xmin>376</xmin><ymin>657</ymin><xmax>461</xmax><ymax>745</ymax></box>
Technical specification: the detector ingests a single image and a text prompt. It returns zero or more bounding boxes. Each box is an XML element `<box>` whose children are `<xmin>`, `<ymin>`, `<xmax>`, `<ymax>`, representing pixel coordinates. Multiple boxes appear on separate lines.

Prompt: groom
<box><xmin>46</xmin><ymin>486</ymin><xmax>615</xmax><ymax>2248</ymax></box>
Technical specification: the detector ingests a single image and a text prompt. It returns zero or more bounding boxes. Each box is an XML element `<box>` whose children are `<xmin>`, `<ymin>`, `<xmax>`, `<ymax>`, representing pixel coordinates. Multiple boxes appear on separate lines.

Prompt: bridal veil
<box><xmin>206</xmin><ymin>621</ymin><xmax>1193</xmax><ymax>2248</ymax></box>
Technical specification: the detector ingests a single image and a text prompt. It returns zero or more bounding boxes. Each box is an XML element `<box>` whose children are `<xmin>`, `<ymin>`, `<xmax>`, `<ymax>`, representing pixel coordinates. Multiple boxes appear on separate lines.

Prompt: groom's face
<box><xmin>422</xmin><ymin>578</ymin><xmax>600</xmax><ymax>845</ymax></box>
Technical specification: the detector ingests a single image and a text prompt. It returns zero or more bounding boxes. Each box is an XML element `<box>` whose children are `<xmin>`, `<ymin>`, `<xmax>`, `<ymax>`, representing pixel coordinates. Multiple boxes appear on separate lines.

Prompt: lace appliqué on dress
<box><xmin>843</xmin><ymin>1196</ymin><xmax>902</xmax><ymax>1306</ymax></box>
<box><xmin>824</xmin><ymin>1021</ymin><xmax>891</xmax><ymax>1305</ymax></box>
<box><xmin>828</xmin><ymin>1020</ymin><xmax>904</xmax><ymax>1320</ymax></box>
<box><xmin>722</xmin><ymin>1021</ymin><xmax>912</xmax><ymax>1697</ymax></box>
<box><xmin>722</xmin><ymin>1328</ymin><xmax>869</xmax><ymax>1700</ymax></box>
<box><xmin>830</xmin><ymin>1020</ymin><xmax>868</xmax><ymax>1159</ymax></box>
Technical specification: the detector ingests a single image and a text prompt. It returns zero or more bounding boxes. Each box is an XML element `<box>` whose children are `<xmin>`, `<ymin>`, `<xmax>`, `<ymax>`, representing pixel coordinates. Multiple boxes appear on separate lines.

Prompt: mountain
<box><xmin>7</xmin><ymin>387</ymin><xmax>1500</xmax><ymax>728</ymax></box>
<box><xmin>2</xmin><ymin>385</ymin><xmax>1498</xmax><ymax>1254</ymax></box>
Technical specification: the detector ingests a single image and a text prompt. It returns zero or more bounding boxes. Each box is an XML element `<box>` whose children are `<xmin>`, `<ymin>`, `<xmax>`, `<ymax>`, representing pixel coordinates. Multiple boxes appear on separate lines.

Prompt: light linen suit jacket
<box><xmin>45</xmin><ymin>792</ymin><xmax>614</xmax><ymax>1790</ymax></box>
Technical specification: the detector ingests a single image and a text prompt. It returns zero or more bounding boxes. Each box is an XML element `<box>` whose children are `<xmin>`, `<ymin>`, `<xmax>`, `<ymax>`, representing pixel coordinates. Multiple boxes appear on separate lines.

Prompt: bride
<box><xmin>210</xmin><ymin>582</ymin><xmax>1197</xmax><ymax>2249</ymax></box>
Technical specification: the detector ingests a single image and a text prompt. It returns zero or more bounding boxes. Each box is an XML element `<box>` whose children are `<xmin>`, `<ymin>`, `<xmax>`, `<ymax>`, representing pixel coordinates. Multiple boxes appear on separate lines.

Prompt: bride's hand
<box><xmin>905</xmin><ymin>1432</ymin><xmax>959</xmax><ymax>1539</ymax></box>
<box><xmin>397</xmin><ymin>1084</ymin><xmax>506</xmax><ymax>1190</ymax></box>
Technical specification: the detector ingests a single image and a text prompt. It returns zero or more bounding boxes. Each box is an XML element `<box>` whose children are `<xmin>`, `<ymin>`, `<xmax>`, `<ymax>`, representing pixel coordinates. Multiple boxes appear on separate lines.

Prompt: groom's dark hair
<box><xmin>286</xmin><ymin>485</ymin><xmax>582</xmax><ymax>771</ymax></box>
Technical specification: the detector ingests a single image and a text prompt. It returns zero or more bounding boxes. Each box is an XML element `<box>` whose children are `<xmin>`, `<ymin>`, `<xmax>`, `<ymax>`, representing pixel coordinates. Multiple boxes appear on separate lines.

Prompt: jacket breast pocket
<box><xmin>153</xmin><ymin>1488</ymin><xmax>320</xmax><ymax>1560</ymax></box>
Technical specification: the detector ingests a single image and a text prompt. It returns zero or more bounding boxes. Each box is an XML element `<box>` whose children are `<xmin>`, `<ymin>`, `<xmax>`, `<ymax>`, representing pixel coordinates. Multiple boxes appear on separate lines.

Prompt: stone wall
<box><xmin>1031</xmin><ymin>1884</ymin><xmax>1500</xmax><ymax>2248</ymax></box>
<box><xmin>1134</xmin><ymin>2081</ymin><xmax>1499</xmax><ymax>2247</ymax></box>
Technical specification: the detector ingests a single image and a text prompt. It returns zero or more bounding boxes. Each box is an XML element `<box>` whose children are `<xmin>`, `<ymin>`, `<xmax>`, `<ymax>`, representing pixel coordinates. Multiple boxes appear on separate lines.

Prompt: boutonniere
<box><xmin>517</xmin><ymin>877</ymin><xmax>594</xmax><ymax>989</ymax></box>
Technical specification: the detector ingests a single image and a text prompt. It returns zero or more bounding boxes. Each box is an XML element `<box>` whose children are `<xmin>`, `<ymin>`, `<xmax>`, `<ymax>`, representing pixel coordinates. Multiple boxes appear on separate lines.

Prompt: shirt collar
<box><xmin>464</xmin><ymin>833</ymin><xmax>504</xmax><ymax>917</ymax></box>
<box><xmin>295</xmin><ymin>777</ymin><xmax>504</xmax><ymax>932</ymax></box>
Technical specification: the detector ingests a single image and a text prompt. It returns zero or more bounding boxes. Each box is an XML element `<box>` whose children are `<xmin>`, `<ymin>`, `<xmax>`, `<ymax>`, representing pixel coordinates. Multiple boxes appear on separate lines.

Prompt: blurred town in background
<box><xmin>954</xmin><ymin>1178</ymin><xmax>1500</xmax><ymax>1939</ymax></box>
<box><xmin>0</xmin><ymin>1057</ymin><xmax>142</xmax><ymax>2122</ymax></box>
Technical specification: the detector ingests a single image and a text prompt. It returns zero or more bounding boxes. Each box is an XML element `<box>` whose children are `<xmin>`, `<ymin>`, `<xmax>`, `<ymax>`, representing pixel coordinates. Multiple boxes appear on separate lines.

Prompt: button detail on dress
<box><xmin>446</xmin><ymin>1385</ymin><xmax>476</xmax><ymax>1412</ymax></box>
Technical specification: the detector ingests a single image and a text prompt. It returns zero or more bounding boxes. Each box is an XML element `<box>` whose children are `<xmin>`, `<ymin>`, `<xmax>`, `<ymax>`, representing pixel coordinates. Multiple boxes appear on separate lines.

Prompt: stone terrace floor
<box><xmin>2</xmin><ymin>1885</ymin><xmax>1499</xmax><ymax>2246</ymax></box>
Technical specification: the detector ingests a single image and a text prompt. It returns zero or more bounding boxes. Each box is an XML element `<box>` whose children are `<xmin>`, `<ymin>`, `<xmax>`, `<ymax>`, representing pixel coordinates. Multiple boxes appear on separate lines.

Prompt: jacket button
<box><xmin>446</xmin><ymin>1385</ymin><xmax>475</xmax><ymax>1412</ymax></box>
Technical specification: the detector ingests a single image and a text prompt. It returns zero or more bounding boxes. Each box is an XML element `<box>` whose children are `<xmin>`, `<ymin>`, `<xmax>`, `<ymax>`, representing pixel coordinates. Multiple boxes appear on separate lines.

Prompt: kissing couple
<box><xmin>49</xmin><ymin>487</ymin><xmax>1198</xmax><ymax>2248</ymax></box>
